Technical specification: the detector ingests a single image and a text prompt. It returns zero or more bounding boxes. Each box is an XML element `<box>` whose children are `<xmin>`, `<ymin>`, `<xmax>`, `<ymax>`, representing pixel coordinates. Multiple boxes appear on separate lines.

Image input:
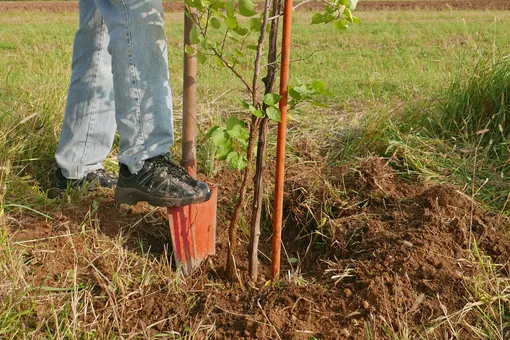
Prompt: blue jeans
<box><xmin>56</xmin><ymin>0</ymin><xmax>174</xmax><ymax>179</ymax></box>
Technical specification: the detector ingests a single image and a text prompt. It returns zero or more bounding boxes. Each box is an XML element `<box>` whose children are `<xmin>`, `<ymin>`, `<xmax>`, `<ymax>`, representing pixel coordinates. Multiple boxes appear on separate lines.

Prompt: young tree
<box><xmin>184</xmin><ymin>0</ymin><xmax>359</xmax><ymax>281</ymax></box>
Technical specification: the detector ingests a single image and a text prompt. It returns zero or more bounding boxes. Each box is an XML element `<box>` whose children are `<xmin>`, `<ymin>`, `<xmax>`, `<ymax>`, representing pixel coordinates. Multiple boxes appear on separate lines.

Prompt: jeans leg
<box><xmin>94</xmin><ymin>0</ymin><xmax>174</xmax><ymax>174</ymax></box>
<box><xmin>55</xmin><ymin>0</ymin><xmax>116</xmax><ymax>179</ymax></box>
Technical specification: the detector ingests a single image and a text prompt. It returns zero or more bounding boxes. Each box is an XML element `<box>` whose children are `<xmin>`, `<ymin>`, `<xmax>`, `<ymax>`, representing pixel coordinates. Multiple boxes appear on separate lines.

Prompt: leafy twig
<box><xmin>212</xmin><ymin>47</ymin><xmax>253</xmax><ymax>94</ymax></box>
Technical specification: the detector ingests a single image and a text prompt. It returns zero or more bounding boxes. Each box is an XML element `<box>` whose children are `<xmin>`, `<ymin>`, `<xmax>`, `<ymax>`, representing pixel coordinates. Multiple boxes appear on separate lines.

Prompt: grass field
<box><xmin>1</xmin><ymin>10</ymin><xmax>509</xmax><ymax>204</ymax></box>
<box><xmin>1</xmin><ymin>8</ymin><xmax>509</xmax><ymax>339</ymax></box>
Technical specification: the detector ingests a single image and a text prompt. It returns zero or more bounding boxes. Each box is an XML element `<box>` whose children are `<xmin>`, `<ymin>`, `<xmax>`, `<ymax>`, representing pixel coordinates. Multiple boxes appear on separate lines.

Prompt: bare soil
<box><xmin>1</xmin><ymin>1</ymin><xmax>510</xmax><ymax>12</ymax></box>
<box><xmin>5</xmin><ymin>156</ymin><xmax>510</xmax><ymax>338</ymax></box>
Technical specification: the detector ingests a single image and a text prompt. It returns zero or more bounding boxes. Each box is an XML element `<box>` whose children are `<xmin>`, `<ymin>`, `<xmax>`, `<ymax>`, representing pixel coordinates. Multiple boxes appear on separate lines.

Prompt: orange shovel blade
<box><xmin>167</xmin><ymin>186</ymin><xmax>217</xmax><ymax>275</ymax></box>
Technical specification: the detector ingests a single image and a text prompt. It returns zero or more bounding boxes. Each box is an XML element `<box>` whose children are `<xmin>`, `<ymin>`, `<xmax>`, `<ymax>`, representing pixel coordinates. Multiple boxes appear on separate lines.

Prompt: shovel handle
<box><xmin>182</xmin><ymin>7</ymin><xmax>198</xmax><ymax>178</ymax></box>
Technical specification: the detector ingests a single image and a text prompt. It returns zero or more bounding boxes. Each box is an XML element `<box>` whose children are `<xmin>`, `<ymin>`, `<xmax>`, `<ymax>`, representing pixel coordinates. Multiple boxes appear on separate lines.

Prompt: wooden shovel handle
<box><xmin>182</xmin><ymin>7</ymin><xmax>198</xmax><ymax>179</ymax></box>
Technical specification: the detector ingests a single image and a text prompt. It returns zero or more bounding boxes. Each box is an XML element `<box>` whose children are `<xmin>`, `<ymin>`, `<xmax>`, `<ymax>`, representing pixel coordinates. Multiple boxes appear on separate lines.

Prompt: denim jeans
<box><xmin>55</xmin><ymin>0</ymin><xmax>174</xmax><ymax>179</ymax></box>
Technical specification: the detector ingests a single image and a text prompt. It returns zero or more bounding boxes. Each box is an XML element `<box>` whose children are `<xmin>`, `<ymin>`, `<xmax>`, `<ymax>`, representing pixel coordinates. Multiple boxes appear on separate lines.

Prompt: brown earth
<box><xmin>1</xmin><ymin>1</ymin><xmax>510</xmax><ymax>12</ymax></box>
<box><xmin>4</xmin><ymin>156</ymin><xmax>510</xmax><ymax>338</ymax></box>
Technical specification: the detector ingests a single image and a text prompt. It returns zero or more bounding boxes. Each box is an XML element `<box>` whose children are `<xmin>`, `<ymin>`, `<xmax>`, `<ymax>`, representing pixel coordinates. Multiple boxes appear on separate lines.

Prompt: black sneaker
<box><xmin>48</xmin><ymin>168</ymin><xmax>117</xmax><ymax>198</ymax></box>
<box><xmin>114</xmin><ymin>154</ymin><xmax>211</xmax><ymax>207</ymax></box>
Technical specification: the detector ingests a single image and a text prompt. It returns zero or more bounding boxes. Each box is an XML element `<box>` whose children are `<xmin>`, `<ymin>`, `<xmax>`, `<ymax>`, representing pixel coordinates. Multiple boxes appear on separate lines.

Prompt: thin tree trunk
<box><xmin>226</xmin><ymin>116</ymin><xmax>260</xmax><ymax>282</ymax></box>
<box><xmin>248</xmin><ymin>0</ymin><xmax>282</xmax><ymax>281</ymax></box>
<box><xmin>225</xmin><ymin>0</ymin><xmax>275</xmax><ymax>282</ymax></box>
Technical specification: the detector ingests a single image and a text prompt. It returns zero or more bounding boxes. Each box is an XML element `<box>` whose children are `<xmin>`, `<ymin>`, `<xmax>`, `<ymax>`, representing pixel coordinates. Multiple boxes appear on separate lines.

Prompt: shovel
<box><xmin>167</xmin><ymin>8</ymin><xmax>217</xmax><ymax>276</ymax></box>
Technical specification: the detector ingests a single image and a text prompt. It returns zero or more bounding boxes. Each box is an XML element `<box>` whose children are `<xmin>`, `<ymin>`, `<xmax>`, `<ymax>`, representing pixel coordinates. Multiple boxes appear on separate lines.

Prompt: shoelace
<box><xmin>152</xmin><ymin>155</ymin><xmax>190</xmax><ymax>180</ymax></box>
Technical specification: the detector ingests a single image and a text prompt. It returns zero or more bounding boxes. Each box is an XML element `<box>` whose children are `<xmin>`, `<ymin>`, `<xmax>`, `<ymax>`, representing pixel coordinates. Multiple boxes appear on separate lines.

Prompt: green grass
<box><xmin>1</xmin><ymin>11</ymin><xmax>509</xmax><ymax>175</ymax></box>
<box><xmin>1</xmin><ymin>8</ymin><xmax>510</xmax><ymax>338</ymax></box>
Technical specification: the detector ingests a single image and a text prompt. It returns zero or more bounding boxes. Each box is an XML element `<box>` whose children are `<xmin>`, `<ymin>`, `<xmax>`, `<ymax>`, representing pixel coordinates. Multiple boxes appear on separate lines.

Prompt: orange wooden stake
<box><xmin>271</xmin><ymin>0</ymin><xmax>293</xmax><ymax>280</ymax></box>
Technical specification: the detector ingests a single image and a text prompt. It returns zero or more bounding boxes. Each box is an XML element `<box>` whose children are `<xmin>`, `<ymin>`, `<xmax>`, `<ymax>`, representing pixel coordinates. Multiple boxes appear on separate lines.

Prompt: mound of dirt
<box><xmin>286</xmin><ymin>157</ymin><xmax>509</xmax><ymax>336</ymax></box>
<box><xmin>3</xmin><ymin>157</ymin><xmax>509</xmax><ymax>338</ymax></box>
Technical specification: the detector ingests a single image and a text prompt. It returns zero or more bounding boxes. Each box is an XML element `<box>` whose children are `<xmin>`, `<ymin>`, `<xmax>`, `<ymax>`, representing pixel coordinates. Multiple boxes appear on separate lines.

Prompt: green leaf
<box><xmin>233</xmin><ymin>25</ymin><xmax>250</xmax><ymax>36</ymax></box>
<box><xmin>288</xmin><ymin>87</ymin><xmax>303</xmax><ymax>100</ymax></box>
<box><xmin>249</xmin><ymin>105</ymin><xmax>265</xmax><ymax>118</ymax></box>
<box><xmin>217</xmin><ymin>141</ymin><xmax>233</xmax><ymax>160</ymax></box>
<box><xmin>253</xmin><ymin>109</ymin><xmax>264</xmax><ymax>118</ymax></box>
<box><xmin>238</xmin><ymin>0</ymin><xmax>257</xmax><ymax>17</ymax></box>
<box><xmin>210</xmin><ymin>8</ymin><xmax>225</xmax><ymax>18</ymax></box>
<box><xmin>206</xmin><ymin>126</ymin><xmax>220</xmax><ymax>138</ymax></box>
<box><xmin>311</xmin><ymin>80</ymin><xmax>325</xmax><ymax>93</ymax></box>
<box><xmin>234</xmin><ymin>48</ymin><xmax>244</xmax><ymax>57</ymax></box>
<box><xmin>334</xmin><ymin>19</ymin><xmax>348</xmax><ymax>30</ymax></box>
<box><xmin>293</xmin><ymin>84</ymin><xmax>312</xmax><ymax>96</ymax></box>
<box><xmin>238</xmin><ymin>99</ymin><xmax>251</xmax><ymax>109</ymax></box>
<box><xmin>227</xmin><ymin>151</ymin><xmax>239</xmax><ymax>169</ymax></box>
<box><xmin>249</xmin><ymin>18</ymin><xmax>262</xmax><ymax>32</ymax></box>
<box><xmin>214</xmin><ymin>42</ymin><xmax>223</xmax><ymax>54</ymax></box>
<box><xmin>247</xmin><ymin>44</ymin><xmax>258</xmax><ymax>50</ymax></box>
<box><xmin>343</xmin><ymin>7</ymin><xmax>353</xmax><ymax>22</ymax></box>
<box><xmin>327</xmin><ymin>11</ymin><xmax>340</xmax><ymax>24</ymax></box>
<box><xmin>211</xmin><ymin>128</ymin><xmax>229</xmax><ymax>145</ymax></box>
<box><xmin>197</xmin><ymin>52</ymin><xmax>207</xmax><ymax>64</ymax></box>
<box><xmin>184</xmin><ymin>44</ymin><xmax>195</xmax><ymax>55</ymax></box>
<box><xmin>263</xmin><ymin>93</ymin><xmax>282</xmax><ymax>106</ymax></box>
<box><xmin>266</xmin><ymin>106</ymin><xmax>281</xmax><ymax>122</ymax></box>
<box><xmin>190</xmin><ymin>26</ymin><xmax>201</xmax><ymax>44</ymax></box>
<box><xmin>200</xmin><ymin>37</ymin><xmax>214</xmax><ymax>49</ymax></box>
<box><xmin>226</xmin><ymin>0</ymin><xmax>235</xmax><ymax>17</ymax></box>
<box><xmin>215</xmin><ymin>55</ymin><xmax>225</xmax><ymax>67</ymax></box>
<box><xmin>352</xmin><ymin>16</ymin><xmax>361</xmax><ymax>25</ymax></box>
<box><xmin>237</xmin><ymin>154</ymin><xmax>248</xmax><ymax>170</ymax></box>
<box><xmin>311</xmin><ymin>13</ymin><xmax>325</xmax><ymax>24</ymax></box>
<box><xmin>185</xmin><ymin>0</ymin><xmax>204</xmax><ymax>10</ymax></box>
<box><xmin>227</xmin><ymin>152</ymin><xmax>248</xmax><ymax>170</ymax></box>
<box><xmin>229</xmin><ymin>124</ymin><xmax>249</xmax><ymax>141</ymax></box>
<box><xmin>307</xmin><ymin>100</ymin><xmax>329</xmax><ymax>108</ymax></box>
<box><xmin>226</xmin><ymin>116</ymin><xmax>245</xmax><ymax>130</ymax></box>
<box><xmin>210</xmin><ymin>17</ymin><xmax>221</xmax><ymax>29</ymax></box>
<box><xmin>210</xmin><ymin>0</ymin><xmax>226</xmax><ymax>10</ymax></box>
<box><xmin>225</xmin><ymin>16</ymin><xmax>238</xmax><ymax>29</ymax></box>
<box><xmin>349</xmin><ymin>0</ymin><xmax>358</xmax><ymax>10</ymax></box>
<box><xmin>226</xmin><ymin>31</ymin><xmax>240</xmax><ymax>42</ymax></box>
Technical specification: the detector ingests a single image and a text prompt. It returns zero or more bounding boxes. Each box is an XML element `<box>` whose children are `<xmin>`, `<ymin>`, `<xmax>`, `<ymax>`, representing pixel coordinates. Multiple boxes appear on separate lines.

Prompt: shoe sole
<box><xmin>114</xmin><ymin>187</ymin><xmax>212</xmax><ymax>207</ymax></box>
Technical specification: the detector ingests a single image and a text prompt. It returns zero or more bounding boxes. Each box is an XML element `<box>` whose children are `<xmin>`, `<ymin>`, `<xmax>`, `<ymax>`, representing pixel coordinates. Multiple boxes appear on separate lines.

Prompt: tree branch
<box><xmin>249</xmin><ymin>0</ymin><xmax>281</xmax><ymax>281</ymax></box>
<box><xmin>212</xmin><ymin>48</ymin><xmax>253</xmax><ymax>95</ymax></box>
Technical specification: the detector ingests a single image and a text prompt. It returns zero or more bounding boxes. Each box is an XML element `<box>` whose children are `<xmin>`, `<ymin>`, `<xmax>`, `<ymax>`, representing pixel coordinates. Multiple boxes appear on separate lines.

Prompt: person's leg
<box><xmin>93</xmin><ymin>0</ymin><xmax>210</xmax><ymax>206</ymax></box>
<box><xmin>55</xmin><ymin>0</ymin><xmax>117</xmax><ymax>180</ymax></box>
<box><xmin>93</xmin><ymin>0</ymin><xmax>174</xmax><ymax>175</ymax></box>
